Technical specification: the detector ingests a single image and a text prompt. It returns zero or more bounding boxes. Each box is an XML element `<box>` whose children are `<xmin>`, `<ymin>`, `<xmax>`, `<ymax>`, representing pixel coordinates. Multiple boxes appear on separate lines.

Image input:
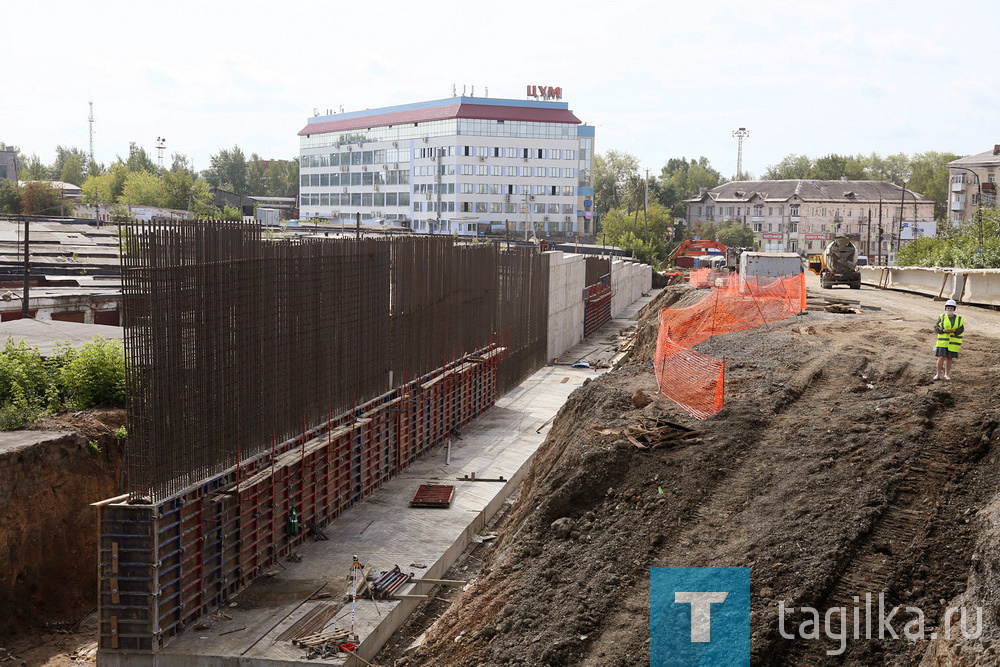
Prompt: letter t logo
<box><xmin>675</xmin><ymin>592</ymin><xmax>729</xmax><ymax>642</ymax></box>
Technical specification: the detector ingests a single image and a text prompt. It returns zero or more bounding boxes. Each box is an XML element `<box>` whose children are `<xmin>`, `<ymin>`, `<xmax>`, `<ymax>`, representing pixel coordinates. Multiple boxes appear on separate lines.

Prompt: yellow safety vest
<box><xmin>936</xmin><ymin>314</ymin><xmax>964</xmax><ymax>353</ymax></box>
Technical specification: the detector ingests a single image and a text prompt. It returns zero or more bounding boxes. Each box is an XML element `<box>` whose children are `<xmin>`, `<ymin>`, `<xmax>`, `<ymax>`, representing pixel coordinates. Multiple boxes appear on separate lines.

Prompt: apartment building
<box><xmin>946</xmin><ymin>145</ymin><xmax>999</xmax><ymax>224</ymax></box>
<box><xmin>685</xmin><ymin>179</ymin><xmax>935</xmax><ymax>259</ymax></box>
<box><xmin>297</xmin><ymin>95</ymin><xmax>595</xmax><ymax>236</ymax></box>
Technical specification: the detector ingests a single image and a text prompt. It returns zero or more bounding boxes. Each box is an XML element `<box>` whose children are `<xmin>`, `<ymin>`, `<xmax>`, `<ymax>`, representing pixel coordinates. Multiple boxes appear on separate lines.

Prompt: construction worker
<box><xmin>933</xmin><ymin>299</ymin><xmax>964</xmax><ymax>381</ymax></box>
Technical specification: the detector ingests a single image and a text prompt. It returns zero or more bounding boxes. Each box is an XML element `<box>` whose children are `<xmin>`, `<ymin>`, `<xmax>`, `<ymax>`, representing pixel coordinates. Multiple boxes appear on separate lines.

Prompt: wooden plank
<box><xmin>111</xmin><ymin>577</ymin><xmax>120</xmax><ymax>604</ymax></box>
<box><xmin>112</xmin><ymin>542</ymin><xmax>119</xmax><ymax>574</ymax></box>
<box><xmin>90</xmin><ymin>493</ymin><xmax>129</xmax><ymax>508</ymax></box>
<box><xmin>111</xmin><ymin>616</ymin><xmax>119</xmax><ymax>649</ymax></box>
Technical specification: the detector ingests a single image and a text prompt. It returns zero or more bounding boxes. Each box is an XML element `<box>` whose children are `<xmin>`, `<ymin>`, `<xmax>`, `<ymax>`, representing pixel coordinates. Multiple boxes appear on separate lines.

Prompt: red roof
<box><xmin>298</xmin><ymin>103</ymin><xmax>580</xmax><ymax>136</ymax></box>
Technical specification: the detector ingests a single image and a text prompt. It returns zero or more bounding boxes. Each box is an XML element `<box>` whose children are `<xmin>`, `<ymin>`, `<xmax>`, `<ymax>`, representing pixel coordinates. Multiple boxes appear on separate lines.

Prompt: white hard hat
<box><xmin>945</xmin><ymin>299</ymin><xmax>957</xmax><ymax>308</ymax></box>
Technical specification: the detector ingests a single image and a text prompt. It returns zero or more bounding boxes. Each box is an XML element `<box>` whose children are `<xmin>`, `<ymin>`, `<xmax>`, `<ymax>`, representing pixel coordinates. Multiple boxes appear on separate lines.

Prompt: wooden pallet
<box><xmin>410</xmin><ymin>484</ymin><xmax>455</xmax><ymax>508</ymax></box>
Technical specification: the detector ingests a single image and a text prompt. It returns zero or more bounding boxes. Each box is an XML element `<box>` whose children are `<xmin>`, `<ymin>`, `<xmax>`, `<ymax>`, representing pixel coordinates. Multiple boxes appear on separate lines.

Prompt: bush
<box><xmin>0</xmin><ymin>336</ymin><xmax>126</xmax><ymax>429</ymax></box>
<box><xmin>0</xmin><ymin>339</ymin><xmax>58</xmax><ymax>428</ymax></box>
<box><xmin>55</xmin><ymin>337</ymin><xmax>126</xmax><ymax>409</ymax></box>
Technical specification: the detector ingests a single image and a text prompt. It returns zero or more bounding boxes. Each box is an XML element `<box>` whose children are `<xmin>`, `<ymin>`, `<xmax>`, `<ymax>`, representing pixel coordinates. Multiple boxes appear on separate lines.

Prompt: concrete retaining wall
<box><xmin>611</xmin><ymin>260</ymin><xmax>653</xmax><ymax>318</ymax></box>
<box><xmin>543</xmin><ymin>253</ymin><xmax>652</xmax><ymax>360</ymax></box>
<box><xmin>545</xmin><ymin>251</ymin><xmax>586</xmax><ymax>360</ymax></box>
<box><xmin>860</xmin><ymin>266</ymin><xmax>1000</xmax><ymax>305</ymax></box>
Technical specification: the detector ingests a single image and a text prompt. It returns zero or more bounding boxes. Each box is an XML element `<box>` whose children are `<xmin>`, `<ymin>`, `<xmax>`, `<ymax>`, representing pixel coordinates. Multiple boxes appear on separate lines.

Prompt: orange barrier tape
<box><xmin>655</xmin><ymin>272</ymin><xmax>805</xmax><ymax>419</ymax></box>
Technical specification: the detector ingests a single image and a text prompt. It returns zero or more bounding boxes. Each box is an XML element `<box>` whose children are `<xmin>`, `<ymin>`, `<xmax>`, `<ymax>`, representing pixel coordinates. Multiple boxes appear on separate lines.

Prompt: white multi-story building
<box><xmin>685</xmin><ymin>179</ymin><xmax>935</xmax><ymax>260</ymax></box>
<box><xmin>946</xmin><ymin>145</ymin><xmax>999</xmax><ymax>225</ymax></box>
<box><xmin>298</xmin><ymin>95</ymin><xmax>595</xmax><ymax>236</ymax></box>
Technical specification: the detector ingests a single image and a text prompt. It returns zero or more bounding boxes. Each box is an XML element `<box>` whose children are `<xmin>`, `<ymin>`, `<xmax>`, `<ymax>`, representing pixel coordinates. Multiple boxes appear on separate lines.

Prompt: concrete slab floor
<box><xmin>104</xmin><ymin>290</ymin><xmax>661</xmax><ymax>667</ymax></box>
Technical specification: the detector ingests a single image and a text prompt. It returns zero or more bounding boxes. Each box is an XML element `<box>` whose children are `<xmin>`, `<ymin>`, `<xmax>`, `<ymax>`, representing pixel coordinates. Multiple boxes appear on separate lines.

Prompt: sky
<box><xmin>4</xmin><ymin>0</ymin><xmax>998</xmax><ymax>179</ymax></box>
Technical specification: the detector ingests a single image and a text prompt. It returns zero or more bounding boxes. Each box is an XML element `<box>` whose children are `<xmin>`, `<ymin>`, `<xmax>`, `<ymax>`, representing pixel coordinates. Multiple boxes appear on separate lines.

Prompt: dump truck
<box><xmin>811</xmin><ymin>236</ymin><xmax>861</xmax><ymax>289</ymax></box>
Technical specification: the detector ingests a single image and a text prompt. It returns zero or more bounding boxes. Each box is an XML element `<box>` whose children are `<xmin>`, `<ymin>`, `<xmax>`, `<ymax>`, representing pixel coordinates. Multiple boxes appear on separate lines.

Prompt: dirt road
<box><xmin>397</xmin><ymin>278</ymin><xmax>1000</xmax><ymax>666</ymax></box>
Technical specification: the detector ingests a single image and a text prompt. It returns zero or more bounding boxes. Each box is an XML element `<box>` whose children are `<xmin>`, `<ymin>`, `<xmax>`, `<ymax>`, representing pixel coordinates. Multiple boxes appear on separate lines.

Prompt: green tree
<box><xmin>205</xmin><ymin>146</ymin><xmax>249</xmax><ymax>194</ymax></box>
<box><xmin>60</xmin><ymin>152</ymin><xmax>85</xmax><ymax>186</ymax></box>
<box><xmin>20</xmin><ymin>181</ymin><xmax>66</xmax><ymax>215</ymax></box>
<box><xmin>125</xmin><ymin>142</ymin><xmax>157</xmax><ymax>174</ymax></box>
<box><xmin>0</xmin><ymin>180</ymin><xmax>22</xmax><ymax>213</ymax></box>
<box><xmin>716</xmin><ymin>222</ymin><xmax>756</xmax><ymax>249</ymax></box>
<box><xmin>50</xmin><ymin>146</ymin><xmax>88</xmax><ymax>182</ymax></box>
<box><xmin>265</xmin><ymin>159</ymin><xmax>299</xmax><ymax>198</ymax></box>
<box><xmin>247</xmin><ymin>153</ymin><xmax>267</xmax><ymax>195</ymax></box>
<box><xmin>763</xmin><ymin>154</ymin><xmax>813</xmax><ymax>180</ymax></box>
<box><xmin>19</xmin><ymin>154</ymin><xmax>49</xmax><ymax>181</ymax></box>
<box><xmin>81</xmin><ymin>172</ymin><xmax>116</xmax><ymax>206</ymax></box>
<box><xmin>598</xmin><ymin>202</ymin><xmax>674</xmax><ymax>263</ymax></box>
<box><xmin>659</xmin><ymin>156</ymin><xmax>723</xmax><ymax>216</ymax></box>
<box><xmin>119</xmin><ymin>171</ymin><xmax>166</xmax><ymax>207</ymax></box>
<box><xmin>593</xmin><ymin>150</ymin><xmax>639</xmax><ymax>217</ymax></box>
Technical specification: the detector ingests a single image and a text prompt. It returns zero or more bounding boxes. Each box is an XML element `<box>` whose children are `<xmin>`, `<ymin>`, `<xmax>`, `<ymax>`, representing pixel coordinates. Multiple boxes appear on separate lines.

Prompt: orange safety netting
<box><xmin>654</xmin><ymin>272</ymin><xmax>806</xmax><ymax>419</ymax></box>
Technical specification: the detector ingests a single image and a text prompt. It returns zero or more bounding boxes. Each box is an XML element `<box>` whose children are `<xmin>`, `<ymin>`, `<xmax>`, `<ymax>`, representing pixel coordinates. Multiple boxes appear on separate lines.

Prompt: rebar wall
<box><xmin>121</xmin><ymin>220</ymin><xmax>548</xmax><ymax>501</ymax></box>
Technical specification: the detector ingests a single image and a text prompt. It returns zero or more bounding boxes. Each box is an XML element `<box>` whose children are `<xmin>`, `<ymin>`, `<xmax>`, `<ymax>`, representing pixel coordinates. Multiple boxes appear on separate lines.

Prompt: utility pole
<box><xmin>732</xmin><ymin>128</ymin><xmax>749</xmax><ymax>180</ymax></box>
<box><xmin>88</xmin><ymin>101</ymin><xmax>95</xmax><ymax>168</ymax></box>
<box><xmin>643</xmin><ymin>168</ymin><xmax>649</xmax><ymax>243</ymax></box>
<box><xmin>21</xmin><ymin>216</ymin><xmax>29</xmax><ymax>318</ymax></box>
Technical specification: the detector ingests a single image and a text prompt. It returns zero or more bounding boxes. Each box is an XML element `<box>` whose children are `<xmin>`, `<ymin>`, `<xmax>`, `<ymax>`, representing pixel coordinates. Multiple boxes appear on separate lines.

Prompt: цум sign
<box><xmin>527</xmin><ymin>85</ymin><xmax>562</xmax><ymax>100</ymax></box>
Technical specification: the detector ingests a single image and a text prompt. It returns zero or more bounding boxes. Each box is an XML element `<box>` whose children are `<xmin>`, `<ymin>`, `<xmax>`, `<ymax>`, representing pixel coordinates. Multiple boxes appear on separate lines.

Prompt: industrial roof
<box><xmin>299</xmin><ymin>101</ymin><xmax>581</xmax><ymax>136</ymax></box>
<box><xmin>0</xmin><ymin>318</ymin><xmax>122</xmax><ymax>357</ymax></box>
<box><xmin>686</xmin><ymin>180</ymin><xmax>935</xmax><ymax>204</ymax></box>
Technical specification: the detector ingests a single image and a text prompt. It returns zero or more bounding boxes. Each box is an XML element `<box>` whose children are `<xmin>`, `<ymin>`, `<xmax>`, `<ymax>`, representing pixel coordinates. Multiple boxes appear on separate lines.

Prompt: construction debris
<box><xmin>624</xmin><ymin>416</ymin><xmax>702</xmax><ymax>451</ymax></box>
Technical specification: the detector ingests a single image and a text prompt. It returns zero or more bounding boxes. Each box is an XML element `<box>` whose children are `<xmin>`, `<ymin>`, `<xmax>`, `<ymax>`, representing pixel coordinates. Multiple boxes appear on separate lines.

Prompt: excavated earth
<box><xmin>383</xmin><ymin>280</ymin><xmax>1000</xmax><ymax>666</ymax></box>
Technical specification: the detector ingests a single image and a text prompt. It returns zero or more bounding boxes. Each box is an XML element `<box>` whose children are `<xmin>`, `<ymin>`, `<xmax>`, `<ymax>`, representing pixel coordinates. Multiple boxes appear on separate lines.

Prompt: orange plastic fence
<box><xmin>654</xmin><ymin>272</ymin><xmax>806</xmax><ymax>419</ymax></box>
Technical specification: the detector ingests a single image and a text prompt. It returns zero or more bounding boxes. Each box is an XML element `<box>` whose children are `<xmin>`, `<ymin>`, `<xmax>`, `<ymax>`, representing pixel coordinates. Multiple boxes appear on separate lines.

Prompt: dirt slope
<box><xmin>397</xmin><ymin>282</ymin><xmax>1000</xmax><ymax>666</ymax></box>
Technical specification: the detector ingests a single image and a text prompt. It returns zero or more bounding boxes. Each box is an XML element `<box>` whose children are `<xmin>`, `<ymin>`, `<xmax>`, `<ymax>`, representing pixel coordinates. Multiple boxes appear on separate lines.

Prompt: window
<box><xmin>475</xmin><ymin>202</ymin><xmax>487</xmax><ymax>212</ymax></box>
<box><xmin>532</xmin><ymin>203</ymin><xmax>545</xmax><ymax>213</ymax></box>
<box><xmin>768</xmin><ymin>207</ymin><xmax>773</xmax><ymax>216</ymax></box>
<box><xmin>492</xmin><ymin>165</ymin><xmax>502</xmax><ymax>176</ymax></box>
<box><xmin>386</xmin><ymin>193</ymin><xmax>397</xmax><ymax>206</ymax></box>
<box><xmin>534</xmin><ymin>185</ymin><xmax>545</xmax><ymax>195</ymax></box>
<box><xmin>562</xmin><ymin>186</ymin><xmax>574</xmax><ymax>196</ymax></box>
<box><xmin>363</xmin><ymin>172</ymin><xmax>374</xmax><ymax>185</ymax></box>
<box><xmin>753</xmin><ymin>223</ymin><xmax>762</xmax><ymax>232</ymax></box>
<box><xmin>398</xmin><ymin>192</ymin><xmax>410</xmax><ymax>206</ymax></box>
<box><xmin>477</xmin><ymin>165</ymin><xmax>487</xmax><ymax>175</ymax></box>
<box><xmin>462</xmin><ymin>165</ymin><xmax>474</xmax><ymax>175</ymax></box>
<box><xmin>490</xmin><ymin>202</ymin><xmax>502</xmax><ymax>213</ymax></box>
<box><xmin>505</xmin><ymin>203</ymin><xmax>516</xmax><ymax>214</ymax></box>
<box><xmin>564</xmin><ymin>168</ymin><xmax>575</xmax><ymax>178</ymax></box>
<box><xmin>972</xmin><ymin>194</ymin><xmax>980</xmax><ymax>205</ymax></box>
<box><xmin>563</xmin><ymin>204</ymin><xmax>574</xmax><ymax>214</ymax></box>
<box><xmin>990</xmin><ymin>174</ymin><xmax>996</xmax><ymax>183</ymax></box>
<box><xmin>547</xmin><ymin>203</ymin><xmax>559</xmax><ymax>214</ymax></box>
<box><xmin>476</xmin><ymin>183</ymin><xmax>488</xmax><ymax>194</ymax></box>
<box><xmin>374</xmin><ymin>193</ymin><xmax>385</xmax><ymax>206</ymax></box>
<box><xmin>522</xmin><ymin>166</ymin><xmax>532</xmax><ymax>177</ymax></box>
<box><xmin>536</xmin><ymin>167</ymin><xmax>547</xmax><ymax>177</ymax></box>
<box><xmin>351</xmin><ymin>173</ymin><xmax>362</xmax><ymax>186</ymax></box>
<box><xmin>462</xmin><ymin>202</ymin><xmax>473</xmax><ymax>212</ymax></box>
<box><xmin>460</xmin><ymin>183</ymin><xmax>473</xmax><ymax>194</ymax></box>
<box><xmin>507</xmin><ymin>166</ymin><xmax>517</xmax><ymax>176</ymax></box>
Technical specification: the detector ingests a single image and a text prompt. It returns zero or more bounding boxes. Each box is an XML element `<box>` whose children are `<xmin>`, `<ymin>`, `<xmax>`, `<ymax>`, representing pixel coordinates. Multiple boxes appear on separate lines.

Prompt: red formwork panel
<box><xmin>99</xmin><ymin>348</ymin><xmax>501</xmax><ymax>657</ymax></box>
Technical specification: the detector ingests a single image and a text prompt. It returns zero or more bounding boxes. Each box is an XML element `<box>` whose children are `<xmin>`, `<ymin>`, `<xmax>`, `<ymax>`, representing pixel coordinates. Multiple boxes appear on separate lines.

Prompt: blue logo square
<box><xmin>650</xmin><ymin>567</ymin><xmax>750</xmax><ymax>666</ymax></box>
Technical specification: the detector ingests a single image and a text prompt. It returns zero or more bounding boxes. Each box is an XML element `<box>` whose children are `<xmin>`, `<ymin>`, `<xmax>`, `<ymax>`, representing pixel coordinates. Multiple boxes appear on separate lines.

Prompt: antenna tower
<box><xmin>732</xmin><ymin>127</ymin><xmax>749</xmax><ymax>180</ymax></box>
<box><xmin>88</xmin><ymin>101</ymin><xmax>95</xmax><ymax>166</ymax></box>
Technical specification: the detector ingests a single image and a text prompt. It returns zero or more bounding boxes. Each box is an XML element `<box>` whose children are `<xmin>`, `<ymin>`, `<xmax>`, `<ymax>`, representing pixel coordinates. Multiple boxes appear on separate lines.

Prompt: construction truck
<box><xmin>810</xmin><ymin>236</ymin><xmax>861</xmax><ymax>289</ymax></box>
